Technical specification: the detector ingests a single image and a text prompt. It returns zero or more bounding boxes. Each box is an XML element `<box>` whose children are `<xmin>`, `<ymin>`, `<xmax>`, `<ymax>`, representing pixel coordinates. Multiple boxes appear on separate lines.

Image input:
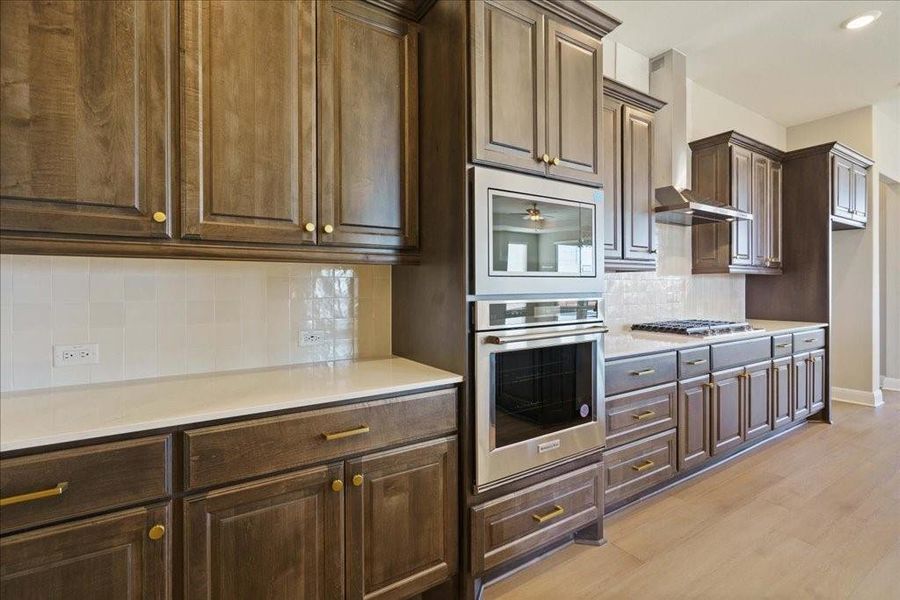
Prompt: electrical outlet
<box><xmin>53</xmin><ymin>343</ymin><xmax>100</xmax><ymax>367</ymax></box>
<box><xmin>300</xmin><ymin>330</ymin><xmax>325</xmax><ymax>347</ymax></box>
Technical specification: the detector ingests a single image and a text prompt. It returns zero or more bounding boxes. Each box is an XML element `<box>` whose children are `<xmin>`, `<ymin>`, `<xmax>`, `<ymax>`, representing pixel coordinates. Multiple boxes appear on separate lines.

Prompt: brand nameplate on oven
<box><xmin>538</xmin><ymin>440</ymin><xmax>561</xmax><ymax>453</ymax></box>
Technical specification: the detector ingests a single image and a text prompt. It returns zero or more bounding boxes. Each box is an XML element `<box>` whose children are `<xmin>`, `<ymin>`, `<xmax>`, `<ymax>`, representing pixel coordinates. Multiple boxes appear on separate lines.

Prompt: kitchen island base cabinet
<box><xmin>743</xmin><ymin>360</ymin><xmax>773</xmax><ymax>441</ymax></box>
<box><xmin>184</xmin><ymin>464</ymin><xmax>345</xmax><ymax>600</ymax></box>
<box><xmin>772</xmin><ymin>357</ymin><xmax>792</xmax><ymax>428</ymax></box>
<box><xmin>792</xmin><ymin>353</ymin><xmax>810</xmax><ymax>421</ymax></box>
<box><xmin>0</xmin><ymin>504</ymin><xmax>171</xmax><ymax>600</ymax></box>
<box><xmin>346</xmin><ymin>437</ymin><xmax>457</xmax><ymax>600</ymax></box>
<box><xmin>809</xmin><ymin>349</ymin><xmax>825</xmax><ymax>415</ymax></box>
<box><xmin>677</xmin><ymin>375</ymin><xmax>711</xmax><ymax>471</ymax></box>
<box><xmin>710</xmin><ymin>368</ymin><xmax>743</xmax><ymax>456</ymax></box>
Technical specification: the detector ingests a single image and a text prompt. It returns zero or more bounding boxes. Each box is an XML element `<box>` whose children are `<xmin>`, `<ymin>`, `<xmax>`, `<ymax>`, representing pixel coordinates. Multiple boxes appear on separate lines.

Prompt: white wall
<box><xmin>881</xmin><ymin>178</ymin><xmax>900</xmax><ymax>387</ymax></box>
<box><xmin>602</xmin><ymin>41</ymin><xmax>650</xmax><ymax>92</ymax></box>
<box><xmin>874</xmin><ymin>94</ymin><xmax>900</xmax><ymax>183</ymax></box>
<box><xmin>687</xmin><ymin>79</ymin><xmax>787</xmax><ymax>150</ymax></box>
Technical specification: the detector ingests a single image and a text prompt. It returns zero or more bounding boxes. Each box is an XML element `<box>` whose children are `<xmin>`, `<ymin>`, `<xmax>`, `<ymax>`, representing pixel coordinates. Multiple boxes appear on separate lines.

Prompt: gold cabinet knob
<box><xmin>552</xmin><ymin>157</ymin><xmax>560</xmax><ymax>166</ymax></box>
<box><xmin>331</xmin><ymin>479</ymin><xmax>344</xmax><ymax>492</ymax></box>
<box><xmin>352</xmin><ymin>474</ymin><xmax>364</xmax><ymax>487</ymax></box>
<box><xmin>323</xmin><ymin>224</ymin><xmax>334</xmax><ymax>234</ymax></box>
<box><xmin>148</xmin><ymin>524</ymin><xmax>166</xmax><ymax>540</ymax></box>
<box><xmin>152</xmin><ymin>211</ymin><xmax>167</xmax><ymax>223</ymax></box>
<box><xmin>304</xmin><ymin>222</ymin><xmax>315</xmax><ymax>232</ymax></box>
<box><xmin>541</xmin><ymin>153</ymin><xmax>550</xmax><ymax>164</ymax></box>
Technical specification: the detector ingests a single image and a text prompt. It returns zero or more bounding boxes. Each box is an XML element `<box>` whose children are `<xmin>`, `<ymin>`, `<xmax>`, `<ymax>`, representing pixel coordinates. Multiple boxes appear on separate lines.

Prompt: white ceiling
<box><xmin>590</xmin><ymin>1</ymin><xmax>900</xmax><ymax>126</ymax></box>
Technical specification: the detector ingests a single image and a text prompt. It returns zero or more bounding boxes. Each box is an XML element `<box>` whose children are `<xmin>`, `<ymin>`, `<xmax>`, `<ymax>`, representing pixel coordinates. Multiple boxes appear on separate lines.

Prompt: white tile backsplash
<box><xmin>0</xmin><ymin>256</ymin><xmax>392</xmax><ymax>391</ymax></box>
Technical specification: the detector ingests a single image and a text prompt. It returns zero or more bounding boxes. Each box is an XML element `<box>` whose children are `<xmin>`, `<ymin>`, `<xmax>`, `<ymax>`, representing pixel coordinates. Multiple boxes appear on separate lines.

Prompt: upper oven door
<box><xmin>472</xmin><ymin>167</ymin><xmax>604</xmax><ymax>296</ymax></box>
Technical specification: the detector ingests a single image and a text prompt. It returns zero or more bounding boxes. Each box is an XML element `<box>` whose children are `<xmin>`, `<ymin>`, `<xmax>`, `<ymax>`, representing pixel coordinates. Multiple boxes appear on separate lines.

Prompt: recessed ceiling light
<box><xmin>842</xmin><ymin>10</ymin><xmax>882</xmax><ymax>30</ymax></box>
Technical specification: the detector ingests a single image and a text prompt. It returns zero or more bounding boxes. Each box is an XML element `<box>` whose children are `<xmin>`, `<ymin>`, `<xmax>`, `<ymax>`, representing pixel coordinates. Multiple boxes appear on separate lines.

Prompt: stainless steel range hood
<box><xmin>654</xmin><ymin>186</ymin><xmax>753</xmax><ymax>226</ymax></box>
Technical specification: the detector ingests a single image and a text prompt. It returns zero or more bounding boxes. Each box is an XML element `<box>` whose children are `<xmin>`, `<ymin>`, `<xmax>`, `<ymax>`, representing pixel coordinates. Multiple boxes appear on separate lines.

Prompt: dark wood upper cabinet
<box><xmin>831</xmin><ymin>154</ymin><xmax>854</xmax><ymax>221</ymax></box>
<box><xmin>0</xmin><ymin>0</ymin><xmax>175</xmax><ymax>239</ymax></box>
<box><xmin>677</xmin><ymin>375</ymin><xmax>711</xmax><ymax>471</ymax></box>
<box><xmin>346</xmin><ymin>437</ymin><xmax>457</xmax><ymax>599</ymax></box>
<box><xmin>690</xmin><ymin>131</ymin><xmax>784</xmax><ymax>274</ymax></box>
<box><xmin>180</xmin><ymin>0</ymin><xmax>316</xmax><ymax>246</ymax></box>
<box><xmin>850</xmin><ymin>163</ymin><xmax>868</xmax><ymax>223</ymax></box>
<box><xmin>545</xmin><ymin>19</ymin><xmax>603</xmax><ymax>185</ymax></box>
<box><xmin>0</xmin><ymin>504</ymin><xmax>170</xmax><ymax>600</ymax></box>
<box><xmin>184</xmin><ymin>464</ymin><xmax>344</xmax><ymax>600</ymax></box>
<box><xmin>603</xmin><ymin>79</ymin><xmax>665</xmax><ymax>271</ymax></box>
<box><xmin>318</xmin><ymin>0</ymin><xmax>419</xmax><ymax>249</ymax></box>
<box><xmin>470</xmin><ymin>0</ymin><xmax>546</xmax><ymax>174</ymax></box>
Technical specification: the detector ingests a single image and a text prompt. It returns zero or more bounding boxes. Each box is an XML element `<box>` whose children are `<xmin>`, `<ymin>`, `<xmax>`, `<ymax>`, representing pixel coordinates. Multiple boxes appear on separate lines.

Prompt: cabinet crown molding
<box><xmin>531</xmin><ymin>0</ymin><xmax>621</xmax><ymax>38</ymax></box>
<box><xmin>689</xmin><ymin>130</ymin><xmax>784</xmax><ymax>161</ymax></box>
<box><xmin>783</xmin><ymin>141</ymin><xmax>874</xmax><ymax>167</ymax></box>
<box><xmin>603</xmin><ymin>77</ymin><xmax>666</xmax><ymax>113</ymax></box>
<box><xmin>362</xmin><ymin>0</ymin><xmax>437</xmax><ymax>21</ymax></box>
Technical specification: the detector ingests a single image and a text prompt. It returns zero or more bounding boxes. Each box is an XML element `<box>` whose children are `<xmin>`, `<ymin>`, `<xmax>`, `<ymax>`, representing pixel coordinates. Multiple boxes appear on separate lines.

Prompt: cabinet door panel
<box><xmin>851</xmin><ymin>164</ymin><xmax>867</xmax><ymax>222</ymax></box>
<box><xmin>602</xmin><ymin>98</ymin><xmax>622</xmax><ymax>259</ymax></box>
<box><xmin>792</xmin><ymin>353</ymin><xmax>810</xmax><ymax>420</ymax></box>
<box><xmin>809</xmin><ymin>349</ymin><xmax>825</xmax><ymax>414</ymax></box>
<box><xmin>346</xmin><ymin>437</ymin><xmax>457</xmax><ymax>600</ymax></box>
<box><xmin>832</xmin><ymin>155</ymin><xmax>853</xmax><ymax>220</ymax></box>
<box><xmin>0</xmin><ymin>0</ymin><xmax>173</xmax><ymax>238</ymax></box>
<box><xmin>0</xmin><ymin>504</ymin><xmax>169</xmax><ymax>600</ymax></box>
<box><xmin>318</xmin><ymin>0</ymin><xmax>419</xmax><ymax>249</ymax></box>
<box><xmin>470</xmin><ymin>0</ymin><xmax>545</xmax><ymax>174</ymax></box>
<box><xmin>622</xmin><ymin>106</ymin><xmax>655</xmax><ymax>260</ymax></box>
<box><xmin>730</xmin><ymin>146</ymin><xmax>752</xmax><ymax>265</ymax></box>
<box><xmin>769</xmin><ymin>161</ymin><xmax>783</xmax><ymax>267</ymax></box>
<box><xmin>678</xmin><ymin>376</ymin><xmax>711</xmax><ymax>471</ymax></box>
<box><xmin>772</xmin><ymin>357</ymin><xmax>792</xmax><ymax>428</ymax></box>
<box><xmin>691</xmin><ymin>145</ymin><xmax>731</xmax><ymax>272</ymax></box>
<box><xmin>751</xmin><ymin>154</ymin><xmax>769</xmax><ymax>267</ymax></box>
<box><xmin>181</xmin><ymin>0</ymin><xmax>316</xmax><ymax>244</ymax></box>
<box><xmin>710</xmin><ymin>369</ymin><xmax>743</xmax><ymax>455</ymax></box>
<box><xmin>184</xmin><ymin>465</ymin><xmax>344</xmax><ymax>600</ymax></box>
<box><xmin>743</xmin><ymin>361</ymin><xmax>772</xmax><ymax>441</ymax></box>
<box><xmin>546</xmin><ymin>20</ymin><xmax>603</xmax><ymax>185</ymax></box>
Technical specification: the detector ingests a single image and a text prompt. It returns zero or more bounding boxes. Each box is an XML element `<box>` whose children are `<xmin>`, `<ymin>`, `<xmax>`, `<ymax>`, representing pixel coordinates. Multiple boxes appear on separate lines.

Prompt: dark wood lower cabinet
<box><xmin>743</xmin><ymin>360</ymin><xmax>772</xmax><ymax>441</ymax></box>
<box><xmin>772</xmin><ymin>357</ymin><xmax>792</xmax><ymax>428</ymax></box>
<box><xmin>346</xmin><ymin>437</ymin><xmax>457</xmax><ymax>600</ymax></box>
<box><xmin>792</xmin><ymin>353</ymin><xmax>810</xmax><ymax>420</ymax></box>
<box><xmin>809</xmin><ymin>349</ymin><xmax>825</xmax><ymax>414</ymax></box>
<box><xmin>183</xmin><ymin>464</ymin><xmax>345</xmax><ymax>600</ymax></box>
<box><xmin>0</xmin><ymin>503</ymin><xmax>170</xmax><ymax>600</ymax></box>
<box><xmin>677</xmin><ymin>375</ymin><xmax>711</xmax><ymax>471</ymax></box>
<box><xmin>710</xmin><ymin>368</ymin><xmax>743</xmax><ymax>455</ymax></box>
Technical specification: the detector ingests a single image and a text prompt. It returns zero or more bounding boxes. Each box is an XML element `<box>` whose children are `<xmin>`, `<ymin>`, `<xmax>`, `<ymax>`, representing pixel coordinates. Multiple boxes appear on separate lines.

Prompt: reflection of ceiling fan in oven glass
<box><xmin>523</xmin><ymin>203</ymin><xmax>551</xmax><ymax>230</ymax></box>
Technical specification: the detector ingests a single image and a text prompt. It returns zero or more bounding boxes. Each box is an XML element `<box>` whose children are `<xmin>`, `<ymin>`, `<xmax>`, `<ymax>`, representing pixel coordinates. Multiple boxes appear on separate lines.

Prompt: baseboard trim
<box><xmin>881</xmin><ymin>376</ymin><xmax>900</xmax><ymax>392</ymax></box>
<box><xmin>832</xmin><ymin>386</ymin><xmax>885</xmax><ymax>407</ymax></box>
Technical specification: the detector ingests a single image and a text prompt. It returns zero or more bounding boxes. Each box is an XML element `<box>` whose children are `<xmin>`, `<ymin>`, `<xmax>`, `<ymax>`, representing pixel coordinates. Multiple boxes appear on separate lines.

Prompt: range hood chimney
<box><xmin>654</xmin><ymin>186</ymin><xmax>753</xmax><ymax>226</ymax></box>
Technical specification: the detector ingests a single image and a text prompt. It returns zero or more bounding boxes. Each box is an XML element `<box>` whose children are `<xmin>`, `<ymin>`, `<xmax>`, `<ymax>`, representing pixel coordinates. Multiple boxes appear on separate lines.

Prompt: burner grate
<box><xmin>631</xmin><ymin>319</ymin><xmax>753</xmax><ymax>336</ymax></box>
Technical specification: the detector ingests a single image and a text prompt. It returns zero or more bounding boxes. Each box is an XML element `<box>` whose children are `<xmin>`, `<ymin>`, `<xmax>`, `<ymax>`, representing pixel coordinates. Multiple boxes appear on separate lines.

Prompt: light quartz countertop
<box><xmin>0</xmin><ymin>358</ymin><xmax>462</xmax><ymax>453</ymax></box>
<box><xmin>605</xmin><ymin>320</ymin><xmax>828</xmax><ymax>360</ymax></box>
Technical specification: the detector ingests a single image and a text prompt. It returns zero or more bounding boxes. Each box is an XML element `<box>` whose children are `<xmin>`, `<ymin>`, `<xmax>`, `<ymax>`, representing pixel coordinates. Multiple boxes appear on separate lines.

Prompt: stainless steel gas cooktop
<box><xmin>631</xmin><ymin>319</ymin><xmax>755</xmax><ymax>337</ymax></box>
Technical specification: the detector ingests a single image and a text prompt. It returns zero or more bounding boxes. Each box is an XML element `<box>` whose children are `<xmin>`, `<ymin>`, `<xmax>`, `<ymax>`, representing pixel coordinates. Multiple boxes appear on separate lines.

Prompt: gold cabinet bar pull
<box><xmin>631</xmin><ymin>460</ymin><xmax>655</xmax><ymax>472</ymax></box>
<box><xmin>803</xmin><ymin>338</ymin><xmax>816</xmax><ymax>343</ymax></box>
<box><xmin>0</xmin><ymin>482</ymin><xmax>69</xmax><ymax>507</ymax></box>
<box><xmin>630</xmin><ymin>368</ymin><xmax>656</xmax><ymax>376</ymax></box>
<box><xmin>632</xmin><ymin>410</ymin><xmax>656</xmax><ymax>421</ymax></box>
<box><xmin>532</xmin><ymin>504</ymin><xmax>565</xmax><ymax>524</ymax></box>
<box><xmin>322</xmin><ymin>425</ymin><xmax>370</xmax><ymax>441</ymax></box>
<box><xmin>776</xmin><ymin>343</ymin><xmax>791</xmax><ymax>348</ymax></box>
<box><xmin>702</xmin><ymin>382</ymin><xmax>716</xmax><ymax>390</ymax></box>
<box><xmin>687</xmin><ymin>359</ymin><xmax>707</xmax><ymax>365</ymax></box>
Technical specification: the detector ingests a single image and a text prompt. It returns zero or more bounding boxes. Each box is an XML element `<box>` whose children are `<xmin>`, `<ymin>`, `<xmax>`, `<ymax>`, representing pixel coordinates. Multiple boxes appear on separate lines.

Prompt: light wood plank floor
<box><xmin>485</xmin><ymin>394</ymin><xmax>900</xmax><ymax>600</ymax></box>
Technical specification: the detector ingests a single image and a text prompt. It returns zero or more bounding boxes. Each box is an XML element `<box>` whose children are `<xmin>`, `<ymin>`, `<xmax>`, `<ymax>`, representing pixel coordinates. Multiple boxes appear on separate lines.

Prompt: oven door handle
<box><xmin>484</xmin><ymin>326</ymin><xmax>608</xmax><ymax>345</ymax></box>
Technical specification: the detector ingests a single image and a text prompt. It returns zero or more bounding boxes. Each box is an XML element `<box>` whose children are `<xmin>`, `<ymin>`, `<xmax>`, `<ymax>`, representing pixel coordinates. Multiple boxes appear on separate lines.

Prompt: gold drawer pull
<box><xmin>323</xmin><ymin>425</ymin><xmax>370</xmax><ymax>441</ymax></box>
<box><xmin>686</xmin><ymin>359</ymin><xmax>707</xmax><ymax>365</ymax></box>
<box><xmin>776</xmin><ymin>343</ymin><xmax>791</xmax><ymax>348</ymax></box>
<box><xmin>632</xmin><ymin>410</ymin><xmax>656</xmax><ymax>421</ymax></box>
<box><xmin>803</xmin><ymin>338</ymin><xmax>816</xmax><ymax>343</ymax></box>
<box><xmin>532</xmin><ymin>504</ymin><xmax>565</xmax><ymax>524</ymax></box>
<box><xmin>631</xmin><ymin>460</ymin><xmax>655</xmax><ymax>473</ymax></box>
<box><xmin>630</xmin><ymin>368</ymin><xmax>656</xmax><ymax>376</ymax></box>
<box><xmin>0</xmin><ymin>482</ymin><xmax>69</xmax><ymax>507</ymax></box>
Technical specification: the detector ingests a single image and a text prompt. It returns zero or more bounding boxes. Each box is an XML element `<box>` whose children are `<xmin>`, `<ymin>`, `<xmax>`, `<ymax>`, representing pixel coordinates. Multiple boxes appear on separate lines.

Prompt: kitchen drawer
<box><xmin>772</xmin><ymin>334</ymin><xmax>793</xmax><ymax>358</ymax></box>
<box><xmin>0</xmin><ymin>436</ymin><xmax>171</xmax><ymax>535</ymax></box>
<box><xmin>678</xmin><ymin>346</ymin><xmax>711</xmax><ymax>378</ymax></box>
<box><xmin>604</xmin><ymin>429</ymin><xmax>676</xmax><ymax>506</ymax></box>
<box><xmin>184</xmin><ymin>388</ymin><xmax>456</xmax><ymax>490</ymax></box>
<box><xmin>605</xmin><ymin>352</ymin><xmax>677</xmax><ymax>396</ymax></box>
<box><xmin>793</xmin><ymin>329</ymin><xmax>825</xmax><ymax>352</ymax></box>
<box><xmin>710</xmin><ymin>337</ymin><xmax>771</xmax><ymax>371</ymax></box>
<box><xmin>470</xmin><ymin>463</ymin><xmax>602</xmax><ymax>575</ymax></box>
<box><xmin>605</xmin><ymin>383</ymin><xmax>677</xmax><ymax>449</ymax></box>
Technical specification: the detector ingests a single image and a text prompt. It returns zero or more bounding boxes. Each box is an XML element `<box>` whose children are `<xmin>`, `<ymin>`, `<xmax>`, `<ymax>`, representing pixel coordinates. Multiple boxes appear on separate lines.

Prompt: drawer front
<box><xmin>604</xmin><ymin>429</ymin><xmax>676</xmax><ymax>506</ymax></box>
<box><xmin>710</xmin><ymin>337</ymin><xmax>771</xmax><ymax>371</ymax></box>
<box><xmin>678</xmin><ymin>346</ymin><xmax>710</xmax><ymax>378</ymax></box>
<box><xmin>470</xmin><ymin>463</ymin><xmax>602</xmax><ymax>575</ymax></box>
<box><xmin>605</xmin><ymin>383</ymin><xmax>677</xmax><ymax>449</ymax></box>
<box><xmin>793</xmin><ymin>329</ymin><xmax>825</xmax><ymax>352</ymax></box>
<box><xmin>0</xmin><ymin>436</ymin><xmax>171</xmax><ymax>535</ymax></box>
<box><xmin>772</xmin><ymin>334</ymin><xmax>793</xmax><ymax>358</ymax></box>
<box><xmin>605</xmin><ymin>352</ymin><xmax>677</xmax><ymax>396</ymax></box>
<box><xmin>185</xmin><ymin>388</ymin><xmax>457</xmax><ymax>490</ymax></box>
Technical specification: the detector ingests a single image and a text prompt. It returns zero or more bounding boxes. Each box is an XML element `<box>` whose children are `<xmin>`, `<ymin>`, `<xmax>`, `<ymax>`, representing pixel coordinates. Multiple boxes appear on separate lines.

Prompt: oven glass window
<box><xmin>493</xmin><ymin>342</ymin><xmax>594</xmax><ymax>448</ymax></box>
<box><xmin>489</xmin><ymin>192</ymin><xmax>594</xmax><ymax>276</ymax></box>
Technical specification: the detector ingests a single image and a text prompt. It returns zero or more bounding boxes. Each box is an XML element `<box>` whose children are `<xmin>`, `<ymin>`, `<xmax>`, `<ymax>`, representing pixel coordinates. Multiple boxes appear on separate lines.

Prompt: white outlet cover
<box><xmin>53</xmin><ymin>343</ymin><xmax>100</xmax><ymax>367</ymax></box>
<box><xmin>300</xmin><ymin>330</ymin><xmax>325</xmax><ymax>347</ymax></box>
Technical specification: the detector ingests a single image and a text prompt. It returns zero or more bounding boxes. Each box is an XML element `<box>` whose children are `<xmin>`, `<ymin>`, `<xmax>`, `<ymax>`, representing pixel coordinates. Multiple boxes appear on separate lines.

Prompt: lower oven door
<box><xmin>475</xmin><ymin>323</ymin><xmax>607</xmax><ymax>491</ymax></box>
